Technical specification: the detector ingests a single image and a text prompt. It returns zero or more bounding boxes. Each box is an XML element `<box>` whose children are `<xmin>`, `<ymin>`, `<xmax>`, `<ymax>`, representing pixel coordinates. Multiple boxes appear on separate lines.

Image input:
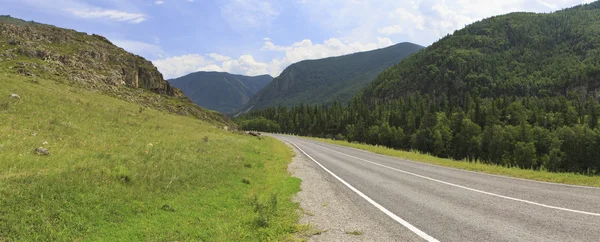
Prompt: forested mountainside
<box><xmin>239</xmin><ymin>42</ymin><xmax>423</xmax><ymax>113</ymax></box>
<box><xmin>239</xmin><ymin>2</ymin><xmax>600</xmax><ymax>175</ymax></box>
<box><xmin>0</xmin><ymin>15</ymin><xmax>230</xmax><ymax>125</ymax></box>
<box><xmin>169</xmin><ymin>71</ymin><xmax>272</xmax><ymax>114</ymax></box>
<box><xmin>362</xmin><ymin>2</ymin><xmax>600</xmax><ymax>102</ymax></box>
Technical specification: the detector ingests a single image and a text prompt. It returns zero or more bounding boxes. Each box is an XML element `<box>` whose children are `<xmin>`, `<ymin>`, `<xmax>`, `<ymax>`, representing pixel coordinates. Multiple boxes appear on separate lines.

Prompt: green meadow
<box><xmin>0</xmin><ymin>73</ymin><xmax>301</xmax><ymax>241</ymax></box>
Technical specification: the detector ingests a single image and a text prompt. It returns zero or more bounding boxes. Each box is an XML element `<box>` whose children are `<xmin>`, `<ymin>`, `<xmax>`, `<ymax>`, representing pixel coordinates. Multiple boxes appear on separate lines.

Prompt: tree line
<box><xmin>237</xmin><ymin>93</ymin><xmax>600</xmax><ymax>175</ymax></box>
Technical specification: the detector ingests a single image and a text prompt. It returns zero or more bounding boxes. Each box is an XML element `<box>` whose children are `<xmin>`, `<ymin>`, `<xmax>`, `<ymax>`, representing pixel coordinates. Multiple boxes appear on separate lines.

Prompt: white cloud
<box><xmin>155</xmin><ymin>1</ymin><xmax>164</xmax><ymax>5</ymax></box>
<box><xmin>260</xmin><ymin>41</ymin><xmax>287</xmax><ymax>51</ymax></box>
<box><xmin>153</xmin><ymin>37</ymin><xmax>394</xmax><ymax>78</ymax></box>
<box><xmin>65</xmin><ymin>8</ymin><xmax>146</xmax><ymax>23</ymax></box>
<box><xmin>295</xmin><ymin>0</ymin><xmax>591</xmax><ymax>46</ymax></box>
<box><xmin>153</xmin><ymin>54</ymin><xmax>211</xmax><ymax>78</ymax></box>
<box><xmin>198</xmin><ymin>64</ymin><xmax>223</xmax><ymax>72</ymax></box>
<box><xmin>208</xmin><ymin>53</ymin><xmax>232</xmax><ymax>62</ymax></box>
<box><xmin>153</xmin><ymin>0</ymin><xmax>597</xmax><ymax>79</ymax></box>
<box><xmin>222</xmin><ymin>55</ymin><xmax>270</xmax><ymax>76</ymax></box>
<box><xmin>220</xmin><ymin>0</ymin><xmax>281</xmax><ymax>32</ymax></box>
<box><xmin>390</xmin><ymin>8</ymin><xmax>425</xmax><ymax>30</ymax></box>
<box><xmin>378</xmin><ymin>25</ymin><xmax>403</xmax><ymax>35</ymax></box>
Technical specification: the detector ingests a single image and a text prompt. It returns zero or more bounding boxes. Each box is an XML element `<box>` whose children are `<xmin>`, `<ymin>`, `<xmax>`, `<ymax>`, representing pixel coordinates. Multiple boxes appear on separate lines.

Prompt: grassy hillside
<box><xmin>240</xmin><ymin>42</ymin><xmax>423</xmax><ymax>113</ymax></box>
<box><xmin>0</xmin><ymin>15</ymin><xmax>231</xmax><ymax>125</ymax></box>
<box><xmin>0</xmin><ymin>73</ymin><xmax>301</xmax><ymax>240</ymax></box>
<box><xmin>169</xmin><ymin>71</ymin><xmax>273</xmax><ymax>114</ymax></box>
<box><xmin>0</xmin><ymin>15</ymin><xmax>303</xmax><ymax>240</ymax></box>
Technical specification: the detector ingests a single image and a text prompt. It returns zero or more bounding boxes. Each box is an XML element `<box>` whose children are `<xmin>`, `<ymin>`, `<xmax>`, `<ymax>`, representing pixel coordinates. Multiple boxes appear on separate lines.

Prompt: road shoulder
<box><xmin>286</xmin><ymin>142</ymin><xmax>417</xmax><ymax>241</ymax></box>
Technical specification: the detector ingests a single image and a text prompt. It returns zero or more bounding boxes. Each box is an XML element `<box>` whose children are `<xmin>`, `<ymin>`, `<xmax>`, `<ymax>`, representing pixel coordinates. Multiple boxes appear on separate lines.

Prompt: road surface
<box><xmin>271</xmin><ymin>134</ymin><xmax>600</xmax><ymax>242</ymax></box>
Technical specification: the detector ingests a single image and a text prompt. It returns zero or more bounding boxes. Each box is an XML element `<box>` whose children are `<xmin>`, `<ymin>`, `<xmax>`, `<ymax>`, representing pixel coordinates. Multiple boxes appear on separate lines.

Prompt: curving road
<box><xmin>271</xmin><ymin>134</ymin><xmax>600</xmax><ymax>242</ymax></box>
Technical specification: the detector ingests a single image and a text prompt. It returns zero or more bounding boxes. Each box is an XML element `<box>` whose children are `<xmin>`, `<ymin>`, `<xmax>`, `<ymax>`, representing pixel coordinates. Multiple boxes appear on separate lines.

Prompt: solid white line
<box><xmin>315</xmin><ymin>139</ymin><xmax>600</xmax><ymax>190</ymax></box>
<box><xmin>307</xmin><ymin>141</ymin><xmax>600</xmax><ymax>217</ymax></box>
<box><xmin>285</xmin><ymin>139</ymin><xmax>440</xmax><ymax>242</ymax></box>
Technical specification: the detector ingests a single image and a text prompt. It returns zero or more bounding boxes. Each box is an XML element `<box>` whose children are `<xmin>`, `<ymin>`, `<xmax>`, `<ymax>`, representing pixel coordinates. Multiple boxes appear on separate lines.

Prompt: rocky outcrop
<box><xmin>0</xmin><ymin>16</ymin><xmax>180</xmax><ymax>97</ymax></box>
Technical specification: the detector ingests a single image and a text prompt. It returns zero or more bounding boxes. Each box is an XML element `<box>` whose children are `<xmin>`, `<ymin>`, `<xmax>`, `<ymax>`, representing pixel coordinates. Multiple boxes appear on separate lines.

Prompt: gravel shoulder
<box><xmin>286</xmin><ymin>142</ymin><xmax>419</xmax><ymax>242</ymax></box>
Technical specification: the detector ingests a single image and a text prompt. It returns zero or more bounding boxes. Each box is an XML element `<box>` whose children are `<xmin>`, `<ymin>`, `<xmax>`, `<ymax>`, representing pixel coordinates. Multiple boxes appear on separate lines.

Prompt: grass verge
<box><xmin>312</xmin><ymin>138</ymin><xmax>600</xmax><ymax>188</ymax></box>
<box><xmin>0</xmin><ymin>73</ymin><xmax>301</xmax><ymax>241</ymax></box>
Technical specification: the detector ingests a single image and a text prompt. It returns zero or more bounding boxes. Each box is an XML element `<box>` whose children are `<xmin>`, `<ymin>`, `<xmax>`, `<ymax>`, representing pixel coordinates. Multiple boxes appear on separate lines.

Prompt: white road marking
<box><xmin>286</xmin><ymin>139</ymin><xmax>440</xmax><ymax>242</ymax></box>
<box><xmin>316</xmin><ymin>138</ymin><xmax>600</xmax><ymax>190</ymax></box>
<box><xmin>304</xmin><ymin>140</ymin><xmax>600</xmax><ymax>217</ymax></box>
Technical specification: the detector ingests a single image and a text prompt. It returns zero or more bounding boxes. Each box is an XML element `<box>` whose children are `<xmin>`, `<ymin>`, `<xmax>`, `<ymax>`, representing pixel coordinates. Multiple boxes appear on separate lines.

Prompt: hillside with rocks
<box><xmin>0</xmin><ymin>15</ymin><xmax>230</xmax><ymax>125</ymax></box>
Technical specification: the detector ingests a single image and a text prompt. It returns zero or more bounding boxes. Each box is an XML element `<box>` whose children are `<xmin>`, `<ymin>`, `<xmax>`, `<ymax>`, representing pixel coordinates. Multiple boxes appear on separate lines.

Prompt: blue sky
<box><xmin>2</xmin><ymin>0</ymin><xmax>594</xmax><ymax>78</ymax></box>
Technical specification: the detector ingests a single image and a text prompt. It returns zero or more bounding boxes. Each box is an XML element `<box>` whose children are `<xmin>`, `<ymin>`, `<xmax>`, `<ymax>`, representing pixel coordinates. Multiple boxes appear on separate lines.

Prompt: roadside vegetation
<box><xmin>313</xmin><ymin>137</ymin><xmax>600</xmax><ymax>188</ymax></box>
<box><xmin>0</xmin><ymin>74</ymin><xmax>301</xmax><ymax>241</ymax></box>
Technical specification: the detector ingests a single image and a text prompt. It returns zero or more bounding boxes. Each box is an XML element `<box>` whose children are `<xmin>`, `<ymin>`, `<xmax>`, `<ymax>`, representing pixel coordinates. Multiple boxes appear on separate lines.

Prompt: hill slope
<box><xmin>240</xmin><ymin>42</ymin><xmax>423</xmax><ymax>112</ymax></box>
<box><xmin>0</xmin><ymin>71</ymin><xmax>300</xmax><ymax>241</ymax></box>
<box><xmin>0</xmin><ymin>15</ymin><xmax>229</xmax><ymax>125</ymax></box>
<box><xmin>362</xmin><ymin>2</ymin><xmax>600</xmax><ymax>102</ymax></box>
<box><xmin>169</xmin><ymin>72</ymin><xmax>272</xmax><ymax>114</ymax></box>
<box><xmin>0</xmin><ymin>16</ymin><xmax>301</xmax><ymax>240</ymax></box>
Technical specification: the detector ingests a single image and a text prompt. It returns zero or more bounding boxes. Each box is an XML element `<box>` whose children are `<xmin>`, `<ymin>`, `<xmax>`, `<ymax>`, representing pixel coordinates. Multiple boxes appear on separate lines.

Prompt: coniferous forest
<box><xmin>237</xmin><ymin>2</ymin><xmax>600</xmax><ymax>175</ymax></box>
<box><xmin>239</xmin><ymin>94</ymin><xmax>600</xmax><ymax>174</ymax></box>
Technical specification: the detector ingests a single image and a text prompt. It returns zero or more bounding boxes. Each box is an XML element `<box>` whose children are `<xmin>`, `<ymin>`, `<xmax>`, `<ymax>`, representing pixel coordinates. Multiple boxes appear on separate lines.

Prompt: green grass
<box><xmin>0</xmin><ymin>73</ymin><xmax>301</xmax><ymax>241</ymax></box>
<box><xmin>312</xmin><ymin>138</ymin><xmax>600</xmax><ymax>188</ymax></box>
<box><xmin>345</xmin><ymin>230</ymin><xmax>363</xmax><ymax>236</ymax></box>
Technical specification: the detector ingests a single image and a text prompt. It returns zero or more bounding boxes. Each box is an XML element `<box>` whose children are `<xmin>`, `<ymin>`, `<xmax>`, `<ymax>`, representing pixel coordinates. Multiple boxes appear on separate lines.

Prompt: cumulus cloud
<box><xmin>153</xmin><ymin>0</ymin><xmax>596</xmax><ymax>79</ymax></box>
<box><xmin>296</xmin><ymin>0</ymin><xmax>590</xmax><ymax>46</ymax></box>
<box><xmin>155</xmin><ymin>1</ymin><xmax>164</xmax><ymax>5</ymax></box>
<box><xmin>266</xmin><ymin>37</ymin><xmax>393</xmax><ymax>73</ymax></box>
<box><xmin>208</xmin><ymin>53</ymin><xmax>232</xmax><ymax>62</ymax></box>
<box><xmin>378</xmin><ymin>25</ymin><xmax>403</xmax><ymax>35</ymax></box>
<box><xmin>260</xmin><ymin>41</ymin><xmax>287</xmax><ymax>51</ymax></box>
<box><xmin>153</xmin><ymin>37</ymin><xmax>394</xmax><ymax>78</ymax></box>
<box><xmin>153</xmin><ymin>54</ymin><xmax>210</xmax><ymax>78</ymax></box>
<box><xmin>198</xmin><ymin>64</ymin><xmax>223</xmax><ymax>72</ymax></box>
<box><xmin>222</xmin><ymin>55</ymin><xmax>270</xmax><ymax>76</ymax></box>
<box><xmin>65</xmin><ymin>8</ymin><xmax>146</xmax><ymax>23</ymax></box>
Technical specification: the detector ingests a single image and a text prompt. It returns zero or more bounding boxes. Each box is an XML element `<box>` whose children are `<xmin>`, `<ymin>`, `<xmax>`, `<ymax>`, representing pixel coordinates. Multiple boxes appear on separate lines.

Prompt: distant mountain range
<box><xmin>169</xmin><ymin>72</ymin><xmax>273</xmax><ymax>114</ymax></box>
<box><xmin>238</xmin><ymin>42</ymin><xmax>424</xmax><ymax>113</ymax></box>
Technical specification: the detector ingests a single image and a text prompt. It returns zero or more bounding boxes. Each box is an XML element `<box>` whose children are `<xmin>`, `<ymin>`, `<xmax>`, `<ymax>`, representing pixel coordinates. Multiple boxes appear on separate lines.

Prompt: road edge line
<box><xmin>285</xmin><ymin>139</ymin><xmax>440</xmax><ymax>242</ymax></box>
<box><xmin>312</xmin><ymin>142</ymin><xmax>600</xmax><ymax>217</ymax></box>
<box><xmin>312</xmin><ymin>138</ymin><xmax>600</xmax><ymax>190</ymax></box>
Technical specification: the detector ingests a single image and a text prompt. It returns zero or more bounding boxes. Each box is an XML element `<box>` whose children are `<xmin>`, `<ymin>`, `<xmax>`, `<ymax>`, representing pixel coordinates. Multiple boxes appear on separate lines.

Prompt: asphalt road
<box><xmin>271</xmin><ymin>134</ymin><xmax>600</xmax><ymax>242</ymax></box>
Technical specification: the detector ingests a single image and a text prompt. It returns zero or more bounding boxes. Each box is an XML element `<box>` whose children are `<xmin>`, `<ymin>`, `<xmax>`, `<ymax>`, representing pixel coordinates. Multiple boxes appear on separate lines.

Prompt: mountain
<box><xmin>362</xmin><ymin>2</ymin><xmax>600</xmax><ymax>102</ymax></box>
<box><xmin>239</xmin><ymin>1</ymin><xmax>600</xmax><ymax>175</ymax></box>
<box><xmin>0</xmin><ymin>15</ymin><xmax>230</xmax><ymax>126</ymax></box>
<box><xmin>239</xmin><ymin>42</ymin><xmax>424</xmax><ymax>113</ymax></box>
<box><xmin>169</xmin><ymin>72</ymin><xmax>272</xmax><ymax>114</ymax></box>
